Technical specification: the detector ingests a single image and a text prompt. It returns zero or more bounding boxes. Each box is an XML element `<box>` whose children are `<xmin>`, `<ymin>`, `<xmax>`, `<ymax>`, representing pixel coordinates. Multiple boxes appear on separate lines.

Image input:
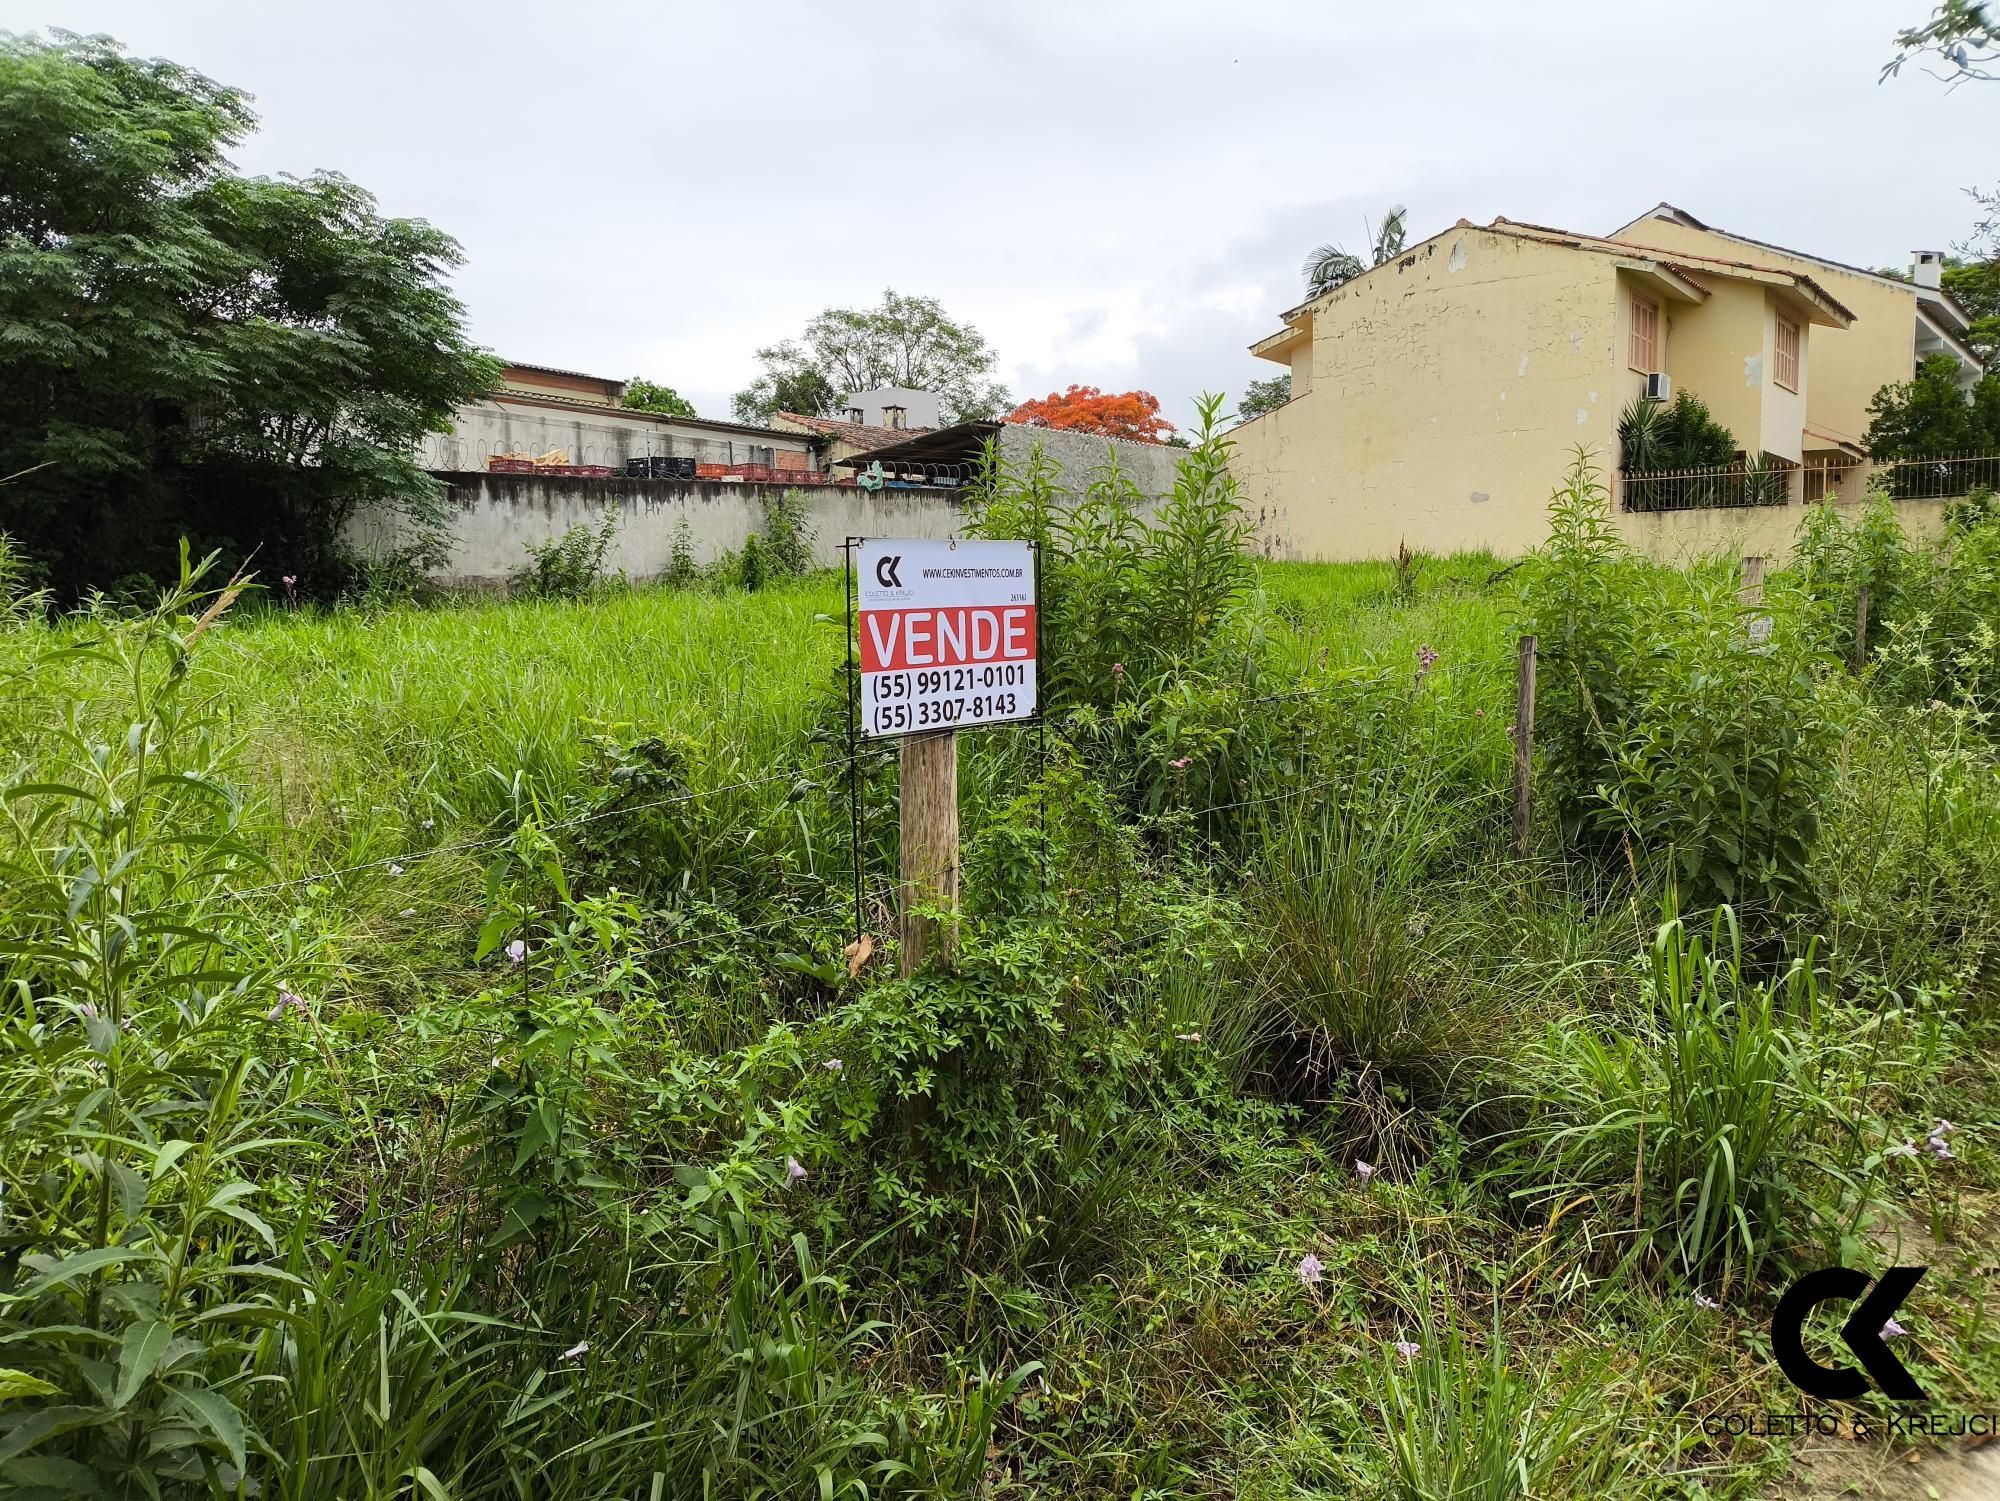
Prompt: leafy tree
<box><xmin>754</xmin><ymin>368</ymin><xmax>840</xmax><ymax>422</ymax></box>
<box><xmin>1943</xmin><ymin>254</ymin><xmax>2000</xmax><ymax>370</ymax></box>
<box><xmin>1884</xmin><ymin>0</ymin><xmax>1998</xmax><ymax>83</ymax></box>
<box><xmin>731</xmin><ymin>290</ymin><xmax>1008</xmax><ymax>425</ymax></box>
<box><xmin>1237</xmin><ymin>375</ymin><xmax>1292</xmax><ymax>421</ymax></box>
<box><xmin>621</xmin><ymin>378</ymin><xmax>697</xmax><ymax>417</ymax></box>
<box><xmin>1302</xmin><ymin>205</ymin><xmax>1408</xmax><ymax>295</ymax></box>
<box><xmin>0</xmin><ymin>33</ymin><xmax>497</xmax><ymax>599</ymax></box>
<box><xmin>1007</xmin><ymin>385</ymin><xmax>1175</xmax><ymax>442</ymax></box>
<box><xmin>1866</xmin><ymin>353</ymin><xmax>2000</xmax><ymax>458</ymax></box>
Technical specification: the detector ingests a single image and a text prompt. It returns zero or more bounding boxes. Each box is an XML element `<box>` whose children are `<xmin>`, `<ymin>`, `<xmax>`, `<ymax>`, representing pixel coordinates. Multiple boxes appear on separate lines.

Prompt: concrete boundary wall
<box><xmin>1613</xmin><ymin>495</ymin><xmax>1947</xmax><ymax>565</ymax></box>
<box><xmin>346</xmin><ymin>472</ymin><xmax>969</xmax><ymax>589</ymax></box>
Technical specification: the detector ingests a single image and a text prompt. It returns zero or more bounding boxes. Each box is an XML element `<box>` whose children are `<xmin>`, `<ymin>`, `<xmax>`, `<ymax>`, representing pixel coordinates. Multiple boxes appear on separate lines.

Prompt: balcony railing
<box><xmin>1615</xmin><ymin>453</ymin><xmax>2000</xmax><ymax>513</ymax></box>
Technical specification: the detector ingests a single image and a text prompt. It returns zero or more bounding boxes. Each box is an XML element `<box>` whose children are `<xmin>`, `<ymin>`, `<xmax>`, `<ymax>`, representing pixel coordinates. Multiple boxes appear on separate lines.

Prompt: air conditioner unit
<box><xmin>1643</xmin><ymin>372</ymin><xmax>1672</xmax><ymax>402</ymax></box>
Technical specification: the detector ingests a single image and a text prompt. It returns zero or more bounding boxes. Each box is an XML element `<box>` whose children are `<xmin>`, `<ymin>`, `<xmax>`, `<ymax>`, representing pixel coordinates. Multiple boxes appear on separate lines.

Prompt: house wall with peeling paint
<box><xmin>1611</xmin><ymin>216</ymin><xmax>1917</xmax><ymax>451</ymax></box>
<box><xmin>1231</xmin><ymin>228</ymin><xmax>1625</xmax><ymax>560</ymax></box>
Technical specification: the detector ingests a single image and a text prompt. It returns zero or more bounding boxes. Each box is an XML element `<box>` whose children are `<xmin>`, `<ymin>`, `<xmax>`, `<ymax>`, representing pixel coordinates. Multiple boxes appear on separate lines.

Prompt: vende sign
<box><xmin>857</xmin><ymin>538</ymin><xmax>1037</xmax><ymax>739</ymax></box>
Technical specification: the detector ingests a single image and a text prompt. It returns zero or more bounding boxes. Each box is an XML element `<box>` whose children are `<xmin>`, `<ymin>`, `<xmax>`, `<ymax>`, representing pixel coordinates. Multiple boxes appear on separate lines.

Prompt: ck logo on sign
<box><xmin>875</xmin><ymin>555</ymin><xmax>903</xmax><ymax>589</ymax></box>
<box><xmin>1771</xmin><ymin>1266</ymin><xmax>1927</xmax><ymax>1401</ymax></box>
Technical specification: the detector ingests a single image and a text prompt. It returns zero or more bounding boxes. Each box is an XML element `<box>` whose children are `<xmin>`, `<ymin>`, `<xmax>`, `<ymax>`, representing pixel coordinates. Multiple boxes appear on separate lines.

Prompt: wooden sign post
<box><xmin>898</xmin><ymin>731</ymin><xmax>959</xmax><ymax>974</ymax></box>
<box><xmin>1740</xmin><ymin>555</ymin><xmax>1766</xmax><ymax>610</ymax></box>
<box><xmin>855</xmin><ymin>538</ymin><xmax>1038</xmax><ymax>976</ymax></box>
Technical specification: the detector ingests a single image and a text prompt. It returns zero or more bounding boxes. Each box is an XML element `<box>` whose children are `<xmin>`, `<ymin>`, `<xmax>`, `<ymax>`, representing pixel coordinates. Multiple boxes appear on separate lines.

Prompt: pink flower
<box><xmin>1112</xmin><ymin>662</ymin><xmax>1126</xmax><ymax>678</ymax></box>
<box><xmin>1169</xmin><ymin>756</ymin><xmax>1192</xmax><ymax>771</ymax></box>
<box><xmin>1296</xmin><ymin>1253</ymin><xmax>1323</xmax><ymax>1287</ymax></box>
<box><xmin>266</xmin><ymin>985</ymin><xmax>305</xmax><ymax>1021</ymax></box>
<box><xmin>784</xmin><ymin>1156</ymin><xmax>808</xmax><ymax>1188</ymax></box>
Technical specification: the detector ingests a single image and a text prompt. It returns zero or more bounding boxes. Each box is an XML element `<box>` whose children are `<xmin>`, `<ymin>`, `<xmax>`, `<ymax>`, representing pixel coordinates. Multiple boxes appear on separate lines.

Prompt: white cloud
<box><xmin>6</xmin><ymin>0</ymin><xmax>1995</xmax><ymax>423</ymax></box>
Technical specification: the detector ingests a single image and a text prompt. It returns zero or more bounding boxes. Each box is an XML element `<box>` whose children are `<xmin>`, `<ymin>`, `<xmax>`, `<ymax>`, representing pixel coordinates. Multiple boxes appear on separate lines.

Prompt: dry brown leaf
<box><xmin>843</xmin><ymin>933</ymin><xmax>875</xmax><ymax>979</ymax></box>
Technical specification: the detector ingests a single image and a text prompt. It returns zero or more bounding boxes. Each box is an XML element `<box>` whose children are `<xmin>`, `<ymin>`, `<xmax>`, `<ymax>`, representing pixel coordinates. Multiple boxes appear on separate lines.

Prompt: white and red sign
<box><xmin>857</xmin><ymin>538</ymin><xmax>1037</xmax><ymax>739</ymax></box>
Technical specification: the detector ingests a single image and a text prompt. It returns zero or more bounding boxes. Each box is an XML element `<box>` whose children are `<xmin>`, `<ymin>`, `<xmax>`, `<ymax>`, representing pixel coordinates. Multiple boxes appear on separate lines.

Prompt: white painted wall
<box><xmin>347</xmin><ymin>474</ymin><xmax>968</xmax><ymax>589</ymax></box>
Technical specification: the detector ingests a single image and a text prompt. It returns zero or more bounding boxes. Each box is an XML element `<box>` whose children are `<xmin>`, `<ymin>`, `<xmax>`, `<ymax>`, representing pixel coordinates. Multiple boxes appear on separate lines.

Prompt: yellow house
<box><xmin>1611</xmin><ymin>204</ymin><xmax>1982</xmax><ymax>459</ymax></box>
<box><xmin>1228</xmin><ymin>214</ymin><xmax>1970</xmax><ymax>562</ymax></box>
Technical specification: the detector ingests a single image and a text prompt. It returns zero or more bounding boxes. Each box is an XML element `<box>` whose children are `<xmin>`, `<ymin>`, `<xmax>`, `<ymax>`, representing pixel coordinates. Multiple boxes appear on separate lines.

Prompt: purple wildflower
<box><xmin>265</xmin><ymin>985</ymin><xmax>305</xmax><ymax>1022</ymax></box>
<box><xmin>784</xmin><ymin>1156</ymin><xmax>808</xmax><ymax>1188</ymax></box>
<box><xmin>1296</xmin><ymin>1253</ymin><xmax>1324</xmax><ymax>1287</ymax></box>
<box><xmin>1880</xmin><ymin>1318</ymin><xmax>1908</xmax><ymax>1340</ymax></box>
<box><xmin>1414</xmin><ymin>643</ymin><xmax>1439</xmax><ymax>687</ymax></box>
<box><xmin>1694</xmin><ymin>1293</ymin><xmax>1721</xmax><ymax>1311</ymax></box>
<box><xmin>1355</xmin><ymin>1160</ymin><xmax>1375</xmax><ymax>1186</ymax></box>
<box><xmin>1169</xmin><ymin>756</ymin><xmax>1192</xmax><ymax>771</ymax></box>
<box><xmin>824</xmin><ymin>1058</ymin><xmax>843</xmax><ymax>1072</ymax></box>
<box><xmin>506</xmin><ymin>939</ymin><xmax>527</xmax><ymax>965</ymax></box>
<box><xmin>1112</xmin><ymin>662</ymin><xmax>1125</xmax><ymax>679</ymax></box>
<box><xmin>1394</xmin><ymin>1339</ymin><xmax>1421</xmax><ymax>1362</ymax></box>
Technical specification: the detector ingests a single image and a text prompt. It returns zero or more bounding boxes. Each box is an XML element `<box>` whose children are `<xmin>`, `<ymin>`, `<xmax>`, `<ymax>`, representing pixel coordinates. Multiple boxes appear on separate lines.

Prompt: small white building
<box><xmin>841</xmin><ymin>386</ymin><xmax>941</xmax><ymax>431</ymax></box>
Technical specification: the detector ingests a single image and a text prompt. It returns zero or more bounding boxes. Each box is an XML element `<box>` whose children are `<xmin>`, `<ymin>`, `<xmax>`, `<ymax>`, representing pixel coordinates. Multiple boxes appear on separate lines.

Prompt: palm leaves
<box><xmin>1302</xmin><ymin>204</ymin><xmax>1409</xmax><ymax>294</ymax></box>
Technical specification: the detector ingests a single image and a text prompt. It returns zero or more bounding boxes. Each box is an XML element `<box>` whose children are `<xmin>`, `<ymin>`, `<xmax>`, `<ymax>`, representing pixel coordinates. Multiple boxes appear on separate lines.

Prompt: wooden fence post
<box><xmin>898</xmin><ymin>728</ymin><xmax>959</xmax><ymax>976</ymax></box>
<box><xmin>1854</xmin><ymin>586</ymin><xmax>1870</xmax><ymax>674</ymax></box>
<box><xmin>1513</xmin><ymin>635</ymin><xmax>1537</xmax><ymax>861</ymax></box>
<box><xmin>1740</xmin><ymin>555</ymin><xmax>1765</xmax><ymax>610</ymax></box>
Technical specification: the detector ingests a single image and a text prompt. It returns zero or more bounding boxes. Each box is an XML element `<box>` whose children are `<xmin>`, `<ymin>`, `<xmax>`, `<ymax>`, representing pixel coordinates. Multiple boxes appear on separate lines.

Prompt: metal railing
<box><xmin>1614</xmin><ymin>460</ymin><xmax>1795</xmax><ymax>513</ymax></box>
<box><xmin>1616</xmin><ymin>452</ymin><xmax>2000</xmax><ymax>512</ymax></box>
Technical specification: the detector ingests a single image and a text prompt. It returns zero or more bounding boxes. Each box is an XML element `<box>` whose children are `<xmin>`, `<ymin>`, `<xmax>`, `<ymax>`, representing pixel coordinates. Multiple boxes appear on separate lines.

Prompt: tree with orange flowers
<box><xmin>1006</xmin><ymin>385</ymin><xmax>1176</xmax><ymax>442</ymax></box>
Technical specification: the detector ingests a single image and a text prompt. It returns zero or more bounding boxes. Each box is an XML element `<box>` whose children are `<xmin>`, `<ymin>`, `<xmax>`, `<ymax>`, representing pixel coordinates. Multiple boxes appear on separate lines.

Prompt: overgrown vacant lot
<box><xmin>3</xmin><ymin>446</ymin><xmax>1999</xmax><ymax>1499</ymax></box>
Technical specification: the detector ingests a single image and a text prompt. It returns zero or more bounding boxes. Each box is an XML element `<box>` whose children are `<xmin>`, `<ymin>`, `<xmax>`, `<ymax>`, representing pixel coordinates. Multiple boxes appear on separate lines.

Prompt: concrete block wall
<box><xmin>346</xmin><ymin>473</ymin><xmax>969</xmax><ymax>589</ymax></box>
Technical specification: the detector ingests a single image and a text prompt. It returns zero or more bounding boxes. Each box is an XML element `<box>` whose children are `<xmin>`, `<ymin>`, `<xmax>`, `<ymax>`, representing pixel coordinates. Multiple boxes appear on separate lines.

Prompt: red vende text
<box><xmin>859</xmin><ymin>606</ymin><xmax>1037</xmax><ymax>672</ymax></box>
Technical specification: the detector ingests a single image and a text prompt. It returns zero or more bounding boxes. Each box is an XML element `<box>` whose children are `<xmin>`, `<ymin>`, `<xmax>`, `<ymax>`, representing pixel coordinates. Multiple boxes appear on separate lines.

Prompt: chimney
<box><xmin>1911</xmin><ymin>250</ymin><xmax>1944</xmax><ymax>290</ymax></box>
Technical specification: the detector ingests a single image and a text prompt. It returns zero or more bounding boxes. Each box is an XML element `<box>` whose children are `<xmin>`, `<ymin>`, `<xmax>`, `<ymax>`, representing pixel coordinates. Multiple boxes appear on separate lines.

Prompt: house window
<box><xmin>1774</xmin><ymin>316</ymin><xmax>1800</xmax><ymax>392</ymax></box>
<box><xmin>1629</xmin><ymin>293</ymin><xmax>1660</xmax><ymax>373</ymax></box>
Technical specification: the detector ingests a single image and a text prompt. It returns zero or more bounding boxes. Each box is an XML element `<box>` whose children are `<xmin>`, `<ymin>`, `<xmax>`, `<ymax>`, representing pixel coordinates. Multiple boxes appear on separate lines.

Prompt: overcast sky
<box><xmin>6</xmin><ymin>1</ymin><xmax>1995</xmax><ymax>429</ymax></box>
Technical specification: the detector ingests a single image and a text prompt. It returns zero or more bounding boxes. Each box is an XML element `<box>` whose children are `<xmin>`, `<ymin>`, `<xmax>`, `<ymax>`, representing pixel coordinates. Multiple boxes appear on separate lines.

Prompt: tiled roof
<box><xmin>775</xmin><ymin>413</ymin><xmax>934</xmax><ymax>452</ymax></box>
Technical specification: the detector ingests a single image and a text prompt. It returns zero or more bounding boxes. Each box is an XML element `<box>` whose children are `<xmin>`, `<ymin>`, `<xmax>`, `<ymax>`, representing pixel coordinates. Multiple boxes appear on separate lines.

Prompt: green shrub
<box><xmin>1368</xmin><ymin>1286</ymin><xmax>1641</xmax><ymax>1500</ymax></box>
<box><xmin>1522</xmin><ymin>454</ymin><xmax>1837</xmax><ymax>919</ymax></box>
<box><xmin>1495</xmin><ymin>909</ymin><xmax>1872</xmax><ymax>1290</ymax></box>
<box><xmin>0</xmin><ymin>560</ymin><xmax>314</xmax><ymax>1494</ymax></box>
<box><xmin>667</xmin><ymin>514</ymin><xmax>698</xmax><ymax>586</ymax></box>
<box><xmin>737</xmin><ymin>531</ymin><xmax>768</xmax><ymax>592</ymax></box>
<box><xmin>1247</xmin><ymin>790</ymin><xmax>1490</xmax><ymax>1101</ymax></box>
<box><xmin>512</xmin><ymin>507</ymin><xmax>621</xmax><ymax>599</ymax></box>
<box><xmin>762</xmin><ymin>487</ymin><xmax>815</xmax><ymax>578</ymax></box>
